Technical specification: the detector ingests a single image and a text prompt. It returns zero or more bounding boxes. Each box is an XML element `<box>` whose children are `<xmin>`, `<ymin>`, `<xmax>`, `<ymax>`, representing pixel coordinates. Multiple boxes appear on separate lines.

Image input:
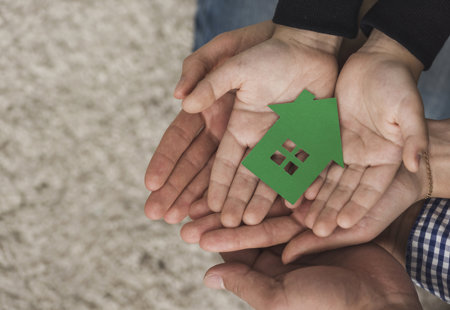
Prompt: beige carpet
<box><xmin>0</xmin><ymin>1</ymin><xmax>447</xmax><ymax>309</ymax></box>
<box><xmin>0</xmin><ymin>1</ymin><xmax>248</xmax><ymax>309</ymax></box>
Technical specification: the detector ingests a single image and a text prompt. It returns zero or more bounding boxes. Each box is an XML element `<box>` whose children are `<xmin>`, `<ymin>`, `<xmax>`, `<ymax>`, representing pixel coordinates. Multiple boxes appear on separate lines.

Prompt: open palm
<box><xmin>184</xmin><ymin>32</ymin><xmax>340</xmax><ymax>228</ymax></box>
<box><xmin>303</xmin><ymin>34</ymin><xmax>427</xmax><ymax>236</ymax></box>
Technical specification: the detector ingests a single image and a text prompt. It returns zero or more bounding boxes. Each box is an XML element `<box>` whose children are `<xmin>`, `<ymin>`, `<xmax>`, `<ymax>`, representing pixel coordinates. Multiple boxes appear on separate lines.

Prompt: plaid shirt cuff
<box><xmin>406</xmin><ymin>198</ymin><xmax>450</xmax><ymax>303</ymax></box>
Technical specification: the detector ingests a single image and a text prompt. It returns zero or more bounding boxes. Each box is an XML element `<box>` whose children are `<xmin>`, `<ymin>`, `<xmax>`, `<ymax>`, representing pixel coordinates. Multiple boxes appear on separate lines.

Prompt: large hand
<box><xmin>204</xmin><ymin>244</ymin><xmax>421</xmax><ymax>310</ymax></box>
<box><xmin>144</xmin><ymin>22</ymin><xmax>276</xmax><ymax>224</ymax></box>
<box><xmin>182</xmin><ymin>25</ymin><xmax>342</xmax><ymax>228</ymax></box>
<box><xmin>144</xmin><ymin>93</ymin><xmax>233</xmax><ymax>223</ymax></box>
<box><xmin>303</xmin><ymin>29</ymin><xmax>428</xmax><ymax>237</ymax></box>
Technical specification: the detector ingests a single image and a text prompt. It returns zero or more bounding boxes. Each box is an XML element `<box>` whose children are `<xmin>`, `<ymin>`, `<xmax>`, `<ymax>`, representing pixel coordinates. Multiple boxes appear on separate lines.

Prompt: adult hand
<box><xmin>144</xmin><ymin>93</ymin><xmax>233</xmax><ymax>223</ymax></box>
<box><xmin>204</xmin><ymin>244</ymin><xmax>421</xmax><ymax>310</ymax></box>
<box><xmin>144</xmin><ymin>22</ymin><xmax>276</xmax><ymax>223</ymax></box>
<box><xmin>180</xmin><ymin>146</ymin><xmax>427</xmax><ymax>263</ymax></box>
<box><xmin>303</xmin><ymin>29</ymin><xmax>428</xmax><ymax>237</ymax></box>
<box><xmin>182</xmin><ymin>24</ymin><xmax>342</xmax><ymax>228</ymax></box>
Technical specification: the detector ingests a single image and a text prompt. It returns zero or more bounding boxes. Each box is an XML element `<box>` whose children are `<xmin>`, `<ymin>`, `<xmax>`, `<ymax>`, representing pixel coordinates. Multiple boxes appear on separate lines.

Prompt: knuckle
<box><xmin>216</xmin><ymin>156</ymin><xmax>236</xmax><ymax>171</ymax></box>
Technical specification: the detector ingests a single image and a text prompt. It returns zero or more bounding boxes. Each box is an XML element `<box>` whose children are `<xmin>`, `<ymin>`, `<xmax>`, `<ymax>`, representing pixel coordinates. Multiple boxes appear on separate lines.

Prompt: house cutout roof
<box><xmin>242</xmin><ymin>90</ymin><xmax>344</xmax><ymax>204</ymax></box>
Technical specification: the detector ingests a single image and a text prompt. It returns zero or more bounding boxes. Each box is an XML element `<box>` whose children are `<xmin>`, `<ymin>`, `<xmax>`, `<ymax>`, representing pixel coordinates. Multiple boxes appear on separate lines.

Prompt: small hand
<box><xmin>303</xmin><ymin>29</ymin><xmax>428</xmax><ymax>237</ymax></box>
<box><xmin>203</xmin><ymin>244</ymin><xmax>421</xmax><ymax>310</ymax></box>
<box><xmin>182</xmin><ymin>25</ymin><xmax>341</xmax><ymax>228</ymax></box>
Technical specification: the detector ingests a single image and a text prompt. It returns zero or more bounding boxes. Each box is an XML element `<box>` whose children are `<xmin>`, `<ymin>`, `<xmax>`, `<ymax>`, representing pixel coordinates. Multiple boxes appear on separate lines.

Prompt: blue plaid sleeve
<box><xmin>406</xmin><ymin>198</ymin><xmax>450</xmax><ymax>303</ymax></box>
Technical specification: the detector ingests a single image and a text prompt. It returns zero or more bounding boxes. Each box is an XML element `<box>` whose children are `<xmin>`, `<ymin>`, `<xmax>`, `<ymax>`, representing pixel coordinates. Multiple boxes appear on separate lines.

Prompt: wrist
<box><xmin>376</xmin><ymin>200</ymin><xmax>423</xmax><ymax>268</ymax></box>
<box><xmin>424</xmin><ymin>119</ymin><xmax>450</xmax><ymax>199</ymax></box>
<box><xmin>359</xmin><ymin>29</ymin><xmax>424</xmax><ymax>79</ymax></box>
<box><xmin>272</xmin><ymin>25</ymin><xmax>342</xmax><ymax>56</ymax></box>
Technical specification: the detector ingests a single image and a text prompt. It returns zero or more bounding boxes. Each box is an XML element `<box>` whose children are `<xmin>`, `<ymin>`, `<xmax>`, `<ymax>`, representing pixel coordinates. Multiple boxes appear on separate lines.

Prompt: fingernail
<box><xmin>204</xmin><ymin>274</ymin><xmax>224</xmax><ymax>289</ymax></box>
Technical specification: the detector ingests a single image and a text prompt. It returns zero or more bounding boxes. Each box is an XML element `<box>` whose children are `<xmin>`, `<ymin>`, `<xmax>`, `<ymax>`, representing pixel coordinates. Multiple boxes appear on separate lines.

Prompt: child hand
<box><xmin>182</xmin><ymin>24</ymin><xmax>341</xmax><ymax>227</ymax></box>
<box><xmin>302</xmin><ymin>29</ymin><xmax>427</xmax><ymax>237</ymax></box>
<box><xmin>144</xmin><ymin>21</ymin><xmax>275</xmax><ymax>223</ymax></box>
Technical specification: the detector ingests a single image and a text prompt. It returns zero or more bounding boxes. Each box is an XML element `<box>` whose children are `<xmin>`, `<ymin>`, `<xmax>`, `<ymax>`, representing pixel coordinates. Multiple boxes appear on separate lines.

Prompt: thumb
<box><xmin>204</xmin><ymin>262</ymin><xmax>281</xmax><ymax>310</ymax></box>
<box><xmin>182</xmin><ymin>57</ymin><xmax>243</xmax><ymax>113</ymax></box>
<box><xmin>398</xmin><ymin>94</ymin><xmax>428</xmax><ymax>173</ymax></box>
<box><xmin>174</xmin><ymin>34</ymin><xmax>236</xmax><ymax>100</ymax></box>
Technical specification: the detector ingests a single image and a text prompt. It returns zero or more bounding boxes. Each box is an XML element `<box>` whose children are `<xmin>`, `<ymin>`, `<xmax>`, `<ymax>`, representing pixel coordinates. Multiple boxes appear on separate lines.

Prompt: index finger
<box><xmin>200</xmin><ymin>216</ymin><xmax>305</xmax><ymax>252</ymax></box>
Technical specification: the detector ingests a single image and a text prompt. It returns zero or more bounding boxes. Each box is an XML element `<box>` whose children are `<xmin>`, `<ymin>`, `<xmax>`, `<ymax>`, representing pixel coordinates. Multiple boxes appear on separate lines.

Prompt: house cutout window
<box><xmin>270</xmin><ymin>150</ymin><xmax>286</xmax><ymax>165</ymax></box>
<box><xmin>295</xmin><ymin>149</ymin><xmax>310</xmax><ymax>163</ymax></box>
<box><xmin>282</xmin><ymin>139</ymin><xmax>296</xmax><ymax>152</ymax></box>
<box><xmin>284</xmin><ymin>161</ymin><xmax>298</xmax><ymax>175</ymax></box>
<box><xmin>270</xmin><ymin>138</ymin><xmax>311</xmax><ymax>176</ymax></box>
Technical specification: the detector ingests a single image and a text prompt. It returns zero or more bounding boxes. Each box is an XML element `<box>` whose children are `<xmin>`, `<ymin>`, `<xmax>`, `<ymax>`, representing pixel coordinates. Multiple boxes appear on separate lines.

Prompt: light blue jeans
<box><xmin>194</xmin><ymin>0</ymin><xmax>450</xmax><ymax>119</ymax></box>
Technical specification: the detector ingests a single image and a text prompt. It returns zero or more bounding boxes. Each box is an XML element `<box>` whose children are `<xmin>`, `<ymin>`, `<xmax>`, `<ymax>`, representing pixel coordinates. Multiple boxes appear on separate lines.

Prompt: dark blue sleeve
<box><xmin>272</xmin><ymin>0</ymin><xmax>363</xmax><ymax>38</ymax></box>
<box><xmin>361</xmin><ymin>0</ymin><xmax>450</xmax><ymax>70</ymax></box>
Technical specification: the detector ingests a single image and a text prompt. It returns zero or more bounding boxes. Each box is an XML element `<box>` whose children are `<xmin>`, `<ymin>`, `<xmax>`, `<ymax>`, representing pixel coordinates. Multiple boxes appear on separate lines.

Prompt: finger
<box><xmin>208</xmin><ymin>129</ymin><xmax>246</xmax><ymax>212</ymax></box>
<box><xmin>337</xmin><ymin>163</ymin><xmax>399</xmax><ymax>229</ymax></box>
<box><xmin>145</xmin><ymin>111</ymin><xmax>203</xmax><ymax>191</ymax></box>
<box><xmin>398</xmin><ymin>96</ymin><xmax>428</xmax><ymax>173</ymax></box>
<box><xmin>145</xmin><ymin>129</ymin><xmax>218</xmax><ymax>220</ymax></box>
<box><xmin>200</xmin><ymin>216</ymin><xmax>303</xmax><ymax>252</ymax></box>
<box><xmin>189</xmin><ymin>195</ymin><xmax>214</xmax><ymax>220</ymax></box>
<box><xmin>284</xmin><ymin>195</ymin><xmax>304</xmax><ymax>209</ymax></box>
<box><xmin>284</xmin><ymin>151</ymin><xmax>320</xmax><ymax>208</ymax></box>
<box><xmin>312</xmin><ymin>164</ymin><xmax>365</xmax><ymax>237</ymax></box>
<box><xmin>243</xmin><ymin>181</ymin><xmax>278</xmax><ymax>225</ymax></box>
<box><xmin>180</xmin><ymin>213</ymin><xmax>222</xmax><ymax>244</ymax></box>
<box><xmin>304</xmin><ymin>164</ymin><xmax>345</xmax><ymax>229</ymax></box>
<box><xmin>164</xmin><ymin>155</ymin><xmax>214</xmax><ymax>224</ymax></box>
<box><xmin>290</xmin><ymin>199</ymin><xmax>313</xmax><ymax>226</ymax></box>
<box><xmin>267</xmin><ymin>197</ymin><xmax>292</xmax><ymax>218</ymax></box>
<box><xmin>304</xmin><ymin>163</ymin><xmax>330</xmax><ymax>200</ymax></box>
<box><xmin>221</xmin><ymin>162</ymin><xmax>259</xmax><ymax>228</ymax></box>
<box><xmin>253</xmin><ymin>249</ymin><xmax>299</xmax><ymax>277</ymax></box>
<box><xmin>182</xmin><ymin>56</ymin><xmax>244</xmax><ymax>113</ymax></box>
<box><xmin>204</xmin><ymin>262</ymin><xmax>284</xmax><ymax>310</ymax></box>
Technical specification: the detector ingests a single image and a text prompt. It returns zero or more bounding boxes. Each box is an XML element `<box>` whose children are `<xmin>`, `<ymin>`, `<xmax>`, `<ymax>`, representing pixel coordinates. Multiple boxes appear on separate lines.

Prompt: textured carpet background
<box><xmin>0</xmin><ymin>1</ymin><xmax>248</xmax><ymax>309</ymax></box>
<box><xmin>0</xmin><ymin>1</ymin><xmax>448</xmax><ymax>309</ymax></box>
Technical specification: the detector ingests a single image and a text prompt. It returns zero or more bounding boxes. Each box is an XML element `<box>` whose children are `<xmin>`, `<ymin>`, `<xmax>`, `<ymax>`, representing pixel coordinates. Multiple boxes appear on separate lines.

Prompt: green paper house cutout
<box><xmin>242</xmin><ymin>90</ymin><xmax>344</xmax><ymax>204</ymax></box>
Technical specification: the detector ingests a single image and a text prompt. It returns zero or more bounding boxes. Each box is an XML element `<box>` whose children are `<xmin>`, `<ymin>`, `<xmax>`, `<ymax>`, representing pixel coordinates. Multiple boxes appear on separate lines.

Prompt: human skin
<box><xmin>202</xmin><ymin>244</ymin><xmax>422</xmax><ymax>310</ymax></box>
<box><xmin>182</xmin><ymin>24</ymin><xmax>341</xmax><ymax>229</ymax></box>
<box><xmin>144</xmin><ymin>21</ymin><xmax>342</xmax><ymax>226</ymax></box>
<box><xmin>145</xmin><ymin>22</ymin><xmax>281</xmax><ymax>224</ymax></box>
<box><xmin>304</xmin><ymin>29</ymin><xmax>428</xmax><ymax>238</ymax></box>
<box><xmin>146</xmin><ymin>22</ymin><xmax>430</xmax><ymax>240</ymax></box>
<box><xmin>180</xmin><ymin>119</ymin><xmax>450</xmax><ymax>264</ymax></box>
